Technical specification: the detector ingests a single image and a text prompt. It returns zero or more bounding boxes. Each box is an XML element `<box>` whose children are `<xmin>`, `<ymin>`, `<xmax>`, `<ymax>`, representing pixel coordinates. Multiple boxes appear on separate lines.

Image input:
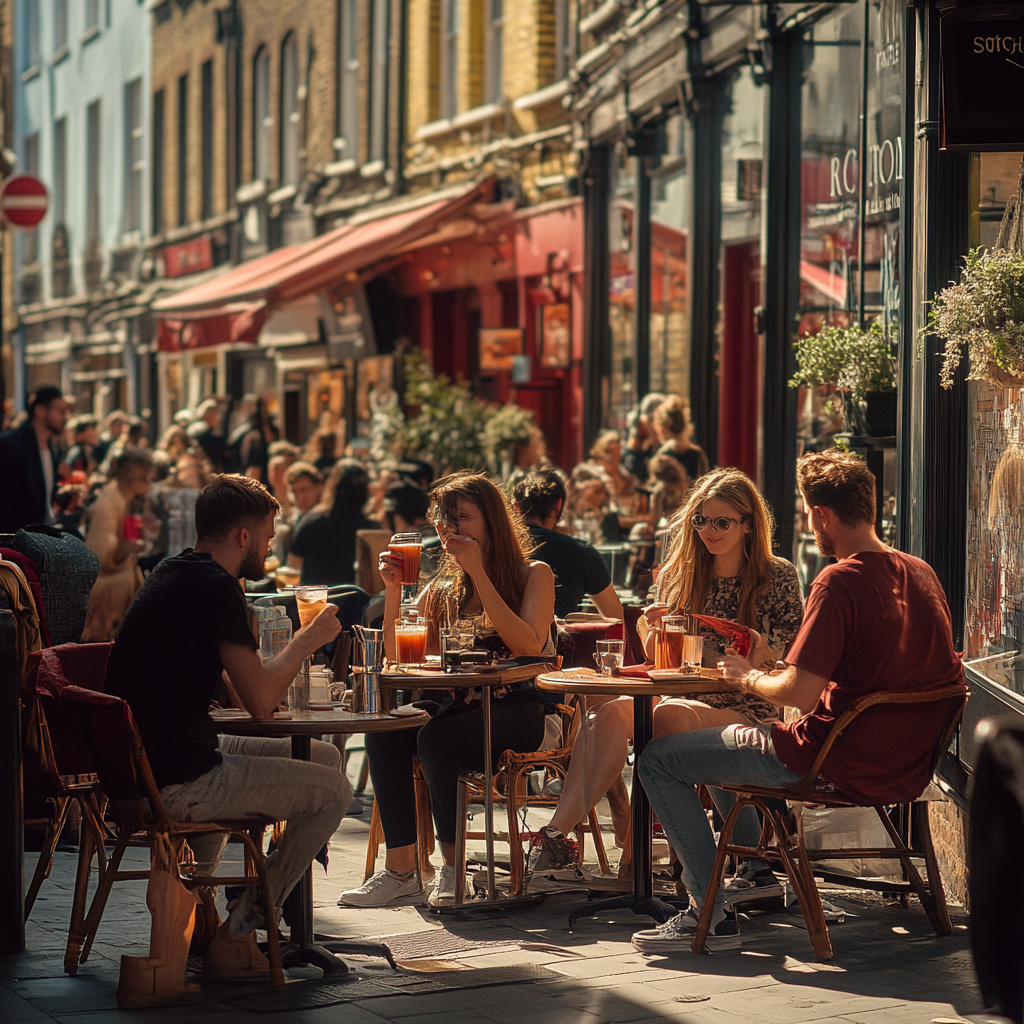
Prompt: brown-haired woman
<box><xmin>654</xmin><ymin>395</ymin><xmax>710</xmax><ymax>482</ymax></box>
<box><xmin>338</xmin><ymin>472</ymin><xmax>556</xmax><ymax>909</ymax></box>
<box><xmin>527</xmin><ymin>469</ymin><xmax>802</xmax><ymax>891</ymax></box>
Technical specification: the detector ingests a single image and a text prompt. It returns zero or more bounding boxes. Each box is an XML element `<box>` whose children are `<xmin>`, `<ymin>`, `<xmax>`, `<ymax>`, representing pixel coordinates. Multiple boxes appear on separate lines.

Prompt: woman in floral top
<box><xmin>528</xmin><ymin>468</ymin><xmax>803</xmax><ymax>877</ymax></box>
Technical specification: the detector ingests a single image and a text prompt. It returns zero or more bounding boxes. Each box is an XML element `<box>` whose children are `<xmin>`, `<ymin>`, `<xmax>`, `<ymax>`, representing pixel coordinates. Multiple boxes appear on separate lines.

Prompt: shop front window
<box><xmin>964</xmin><ymin>151</ymin><xmax>1024</xmax><ymax>698</ymax></box>
<box><xmin>650</xmin><ymin>113</ymin><xmax>690</xmax><ymax>403</ymax></box>
<box><xmin>607</xmin><ymin>142</ymin><xmax>635</xmax><ymax>430</ymax></box>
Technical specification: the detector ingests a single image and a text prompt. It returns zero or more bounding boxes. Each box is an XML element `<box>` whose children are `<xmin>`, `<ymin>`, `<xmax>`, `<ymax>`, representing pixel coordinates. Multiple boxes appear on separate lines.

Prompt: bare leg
<box><xmin>383</xmin><ymin>845</ymin><xmax>417</xmax><ymax>874</ymax></box>
<box><xmin>653</xmin><ymin>700</ymin><xmax>751</xmax><ymax>739</ymax></box>
<box><xmin>548</xmin><ymin>697</ymin><xmax>633</xmax><ymax>836</ymax></box>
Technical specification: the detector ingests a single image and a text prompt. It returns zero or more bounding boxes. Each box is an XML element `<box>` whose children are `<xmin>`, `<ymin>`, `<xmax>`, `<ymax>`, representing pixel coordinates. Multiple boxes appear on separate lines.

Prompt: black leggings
<box><xmin>364</xmin><ymin>697</ymin><xmax>546</xmax><ymax>847</ymax></box>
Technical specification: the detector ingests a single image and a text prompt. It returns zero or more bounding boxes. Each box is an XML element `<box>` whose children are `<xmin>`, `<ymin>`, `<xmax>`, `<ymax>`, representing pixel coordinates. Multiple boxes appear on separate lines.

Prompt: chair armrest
<box><xmin>799</xmin><ymin>682</ymin><xmax>969</xmax><ymax>789</ymax></box>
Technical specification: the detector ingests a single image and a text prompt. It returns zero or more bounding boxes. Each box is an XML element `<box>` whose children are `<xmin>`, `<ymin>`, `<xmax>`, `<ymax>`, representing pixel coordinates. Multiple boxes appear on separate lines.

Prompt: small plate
<box><xmin>390</xmin><ymin>705</ymin><xmax>428</xmax><ymax>717</ymax></box>
<box><xmin>648</xmin><ymin>668</ymin><xmax>705</xmax><ymax>682</ymax></box>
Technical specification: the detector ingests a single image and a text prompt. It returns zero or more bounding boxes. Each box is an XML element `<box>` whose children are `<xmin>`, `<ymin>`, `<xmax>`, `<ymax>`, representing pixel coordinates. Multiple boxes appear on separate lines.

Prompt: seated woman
<box><xmin>338</xmin><ymin>472</ymin><xmax>556</xmax><ymax>908</ymax></box>
<box><xmin>527</xmin><ymin>469</ymin><xmax>803</xmax><ymax>896</ymax></box>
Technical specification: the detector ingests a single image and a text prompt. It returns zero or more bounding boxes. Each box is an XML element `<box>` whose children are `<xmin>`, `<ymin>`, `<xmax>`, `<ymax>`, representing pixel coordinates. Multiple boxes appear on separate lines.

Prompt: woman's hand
<box><xmin>643</xmin><ymin>602</ymin><xmax>670</xmax><ymax>629</ymax></box>
<box><xmin>378</xmin><ymin>549</ymin><xmax>404</xmax><ymax>591</ymax></box>
<box><xmin>442</xmin><ymin>533</ymin><xmax>486</xmax><ymax>580</ymax></box>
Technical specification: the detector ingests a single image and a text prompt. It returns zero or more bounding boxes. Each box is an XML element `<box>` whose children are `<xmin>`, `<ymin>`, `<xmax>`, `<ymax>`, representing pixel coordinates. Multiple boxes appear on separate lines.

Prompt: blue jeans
<box><xmin>638</xmin><ymin>724</ymin><xmax>801</xmax><ymax>909</ymax></box>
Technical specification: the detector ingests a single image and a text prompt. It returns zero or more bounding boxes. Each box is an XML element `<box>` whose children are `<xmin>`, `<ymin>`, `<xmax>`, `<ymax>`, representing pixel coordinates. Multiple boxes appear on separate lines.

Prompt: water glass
<box><xmin>593</xmin><ymin>639</ymin><xmax>625</xmax><ymax>677</ymax></box>
<box><xmin>440</xmin><ymin>627</ymin><xmax>474</xmax><ymax>670</ymax></box>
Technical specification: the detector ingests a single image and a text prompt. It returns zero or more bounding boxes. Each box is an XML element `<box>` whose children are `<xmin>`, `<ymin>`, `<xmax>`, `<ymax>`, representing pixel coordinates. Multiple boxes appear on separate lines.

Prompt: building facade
<box><xmin>12</xmin><ymin>0</ymin><xmax>151</xmax><ymax>421</ymax></box>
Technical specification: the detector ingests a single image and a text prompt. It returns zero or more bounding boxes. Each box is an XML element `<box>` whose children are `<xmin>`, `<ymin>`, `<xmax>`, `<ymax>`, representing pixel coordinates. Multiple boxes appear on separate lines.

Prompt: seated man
<box><xmin>632</xmin><ymin>449</ymin><xmax>964</xmax><ymax>952</ymax></box>
<box><xmin>513</xmin><ymin>469</ymin><xmax>623</xmax><ymax>621</ymax></box>
<box><xmin>105</xmin><ymin>474</ymin><xmax>351</xmax><ymax>952</ymax></box>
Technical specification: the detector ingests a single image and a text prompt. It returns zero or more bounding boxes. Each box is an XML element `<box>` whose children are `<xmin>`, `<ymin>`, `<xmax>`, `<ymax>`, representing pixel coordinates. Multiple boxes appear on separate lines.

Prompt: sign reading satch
<box><xmin>941</xmin><ymin>6</ymin><xmax>1024</xmax><ymax>151</ymax></box>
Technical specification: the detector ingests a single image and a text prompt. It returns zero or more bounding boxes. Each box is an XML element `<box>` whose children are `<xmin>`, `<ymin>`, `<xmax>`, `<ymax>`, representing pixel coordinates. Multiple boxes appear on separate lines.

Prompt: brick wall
<box><xmin>929</xmin><ymin>798</ymin><xmax>970</xmax><ymax>907</ymax></box>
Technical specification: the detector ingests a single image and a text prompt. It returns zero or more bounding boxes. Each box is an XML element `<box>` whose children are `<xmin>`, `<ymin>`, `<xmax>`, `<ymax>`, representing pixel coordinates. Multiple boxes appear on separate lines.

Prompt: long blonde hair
<box><xmin>424</xmin><ymin>472</ymin><xmax>532</xmax><ymax>623</ymax></box>
<box><xmin>658</xmin><ymin>468</ymin><xmax>775</xmax><ymax>628</ymax></box>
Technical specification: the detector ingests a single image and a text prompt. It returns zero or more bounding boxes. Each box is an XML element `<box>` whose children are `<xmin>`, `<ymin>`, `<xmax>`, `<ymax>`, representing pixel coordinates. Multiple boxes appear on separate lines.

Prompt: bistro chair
<box><xmin>22</xmin><ymin>644</ymin><xmax>112</xmax><ymax>921</ymax></box>
<box><xmin>692</xmin><ymin>683</ymin><xmax>970</xmax><ymax>961</ymax></box>
<box><xmin>454</xmin><ymin>700</ymin><xmax>618</xmax><ymax>899</ymax></box>
<box><xmin>44</xmin><ymin>684</ymin><xmax>283</xmax><ymax>990</ymax></box>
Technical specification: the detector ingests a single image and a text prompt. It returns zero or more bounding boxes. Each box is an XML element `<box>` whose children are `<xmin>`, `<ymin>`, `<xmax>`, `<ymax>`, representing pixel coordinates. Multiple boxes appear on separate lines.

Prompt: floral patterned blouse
<box><xmin>655</xmin><ymin>556</ymin><xmax>804</xmax><ymax>724</ymax></box>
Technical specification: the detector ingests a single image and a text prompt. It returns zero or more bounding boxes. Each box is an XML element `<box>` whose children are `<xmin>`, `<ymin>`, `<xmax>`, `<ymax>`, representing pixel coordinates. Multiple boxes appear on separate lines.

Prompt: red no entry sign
<box><xmin>0</xmin><ymin>175</ymin><xmax>48</xmax><ymax>229</ymax></box>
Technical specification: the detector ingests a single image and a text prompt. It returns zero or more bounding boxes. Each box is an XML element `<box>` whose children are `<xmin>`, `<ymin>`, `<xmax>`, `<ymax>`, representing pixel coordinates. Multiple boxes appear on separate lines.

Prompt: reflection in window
<box><xmin>965</xmin><ymin>151</ymin><xmax>1024</xmax><ymax>698</ymax></box>
<box><xmin>369</xmin><ymin>0</ymin><xmax>389</xmax><ymax>164</ymax></box>
<box><xmin>440</xmin><ymin>0</ymin><xmax>459</xmax><ymax>119</ymax></box>
<box><xmin>649</xmin><ymin>113</ymin><xmax>689</xmax><ymax>402</ymax></box>
<box><xmin>338</xmin><ymin>0</ymin><xmax>359</xmax><ymax>161</ymax></box>
<box><xmin>280</xmin><ymin>33</ymin><xmax>299</xmax><ymax>186</ymax></box>
<box><xmin>485</xmin><ymin>0</ymin><xmax>504</xmax><ymax>104</ymax></box>
<box><xmin>253</xmin><ymin>46</ymin><xmax>271</xmax><ymax>181</ymax></box>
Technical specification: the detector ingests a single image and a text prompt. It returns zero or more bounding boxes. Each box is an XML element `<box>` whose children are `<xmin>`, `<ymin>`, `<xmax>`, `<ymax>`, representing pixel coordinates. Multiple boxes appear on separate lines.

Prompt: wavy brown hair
<box><xmin>658</xmin><ymin>468</ymin><xmax>775</xmax><ymax>629</ymax></box>
<box><xmin>424</xmin><ymin>471</ymin><xmax>532</xmax><ymax>623</ymax></box>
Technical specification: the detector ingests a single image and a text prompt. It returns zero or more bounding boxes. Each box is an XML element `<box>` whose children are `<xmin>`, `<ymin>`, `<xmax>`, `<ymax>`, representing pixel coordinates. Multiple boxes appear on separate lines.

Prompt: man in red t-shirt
<box><xmin>631</xmin><ymin>449</ymin><xmax>964</xmax><ymax>954</ymax></box>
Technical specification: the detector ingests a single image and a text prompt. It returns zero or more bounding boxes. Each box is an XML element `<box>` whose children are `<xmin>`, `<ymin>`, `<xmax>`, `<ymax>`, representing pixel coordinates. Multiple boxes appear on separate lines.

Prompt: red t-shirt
<box><xmin>771</xmin><ymin>550</ymin><xmax>963</xmax><ymax>804</ymax></box>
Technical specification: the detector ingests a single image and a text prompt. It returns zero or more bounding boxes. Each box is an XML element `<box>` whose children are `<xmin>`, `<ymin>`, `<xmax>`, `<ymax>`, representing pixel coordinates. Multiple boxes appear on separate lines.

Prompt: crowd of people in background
<box><xmin>0</xmin><ymin>383</ymin><xmax>712</xmax><ymax>642</ymax></box>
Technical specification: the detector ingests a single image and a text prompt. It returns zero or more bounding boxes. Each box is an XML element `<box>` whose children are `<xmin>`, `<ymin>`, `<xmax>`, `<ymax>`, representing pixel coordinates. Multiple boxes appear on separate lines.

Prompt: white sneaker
<box><xmin>337</xmin><ymin>869</ymin><xmax>422</xmax><ymax>907</ymax></box>
<box><xmin>427</xmin><ymin>864</ymin><xmax>470</xmax><ymax>906</ymax></box>
<box><xmin>226</xmin><ymin>889</ymin><xmax>270</xmax><ymax>938</ymax></box>
<box><xmin>631</xmin><ymin>904</ymin><xmax>740</xmax><ymax>953</ymax></box>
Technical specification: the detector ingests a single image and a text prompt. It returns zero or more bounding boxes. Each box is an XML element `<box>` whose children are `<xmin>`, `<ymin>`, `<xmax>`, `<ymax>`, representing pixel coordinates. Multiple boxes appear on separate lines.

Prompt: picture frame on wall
<box><xmin>479</xmin><ymin>327</ymin><xmax>524</xmax><ymax>372</ymax></box>
<box><xmin>538</xmin><ymin>303</ymin><xmax>571</xmax><ymax>368</ymax></box>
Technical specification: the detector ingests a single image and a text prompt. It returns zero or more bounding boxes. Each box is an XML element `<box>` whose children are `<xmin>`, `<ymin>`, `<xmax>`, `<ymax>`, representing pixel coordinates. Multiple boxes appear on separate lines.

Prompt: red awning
<box><xmin>153</xmin><ymin>180</ymin><xmax>494</xmax><ymax>352</ymax></box>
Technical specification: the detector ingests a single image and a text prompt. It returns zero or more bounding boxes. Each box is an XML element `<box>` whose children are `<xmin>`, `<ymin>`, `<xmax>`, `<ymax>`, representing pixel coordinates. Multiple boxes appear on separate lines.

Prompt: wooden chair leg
<box><xmin>413</xmin><ymin>768</ymin><xmax>435</xmax><ymax>886</ymax></box>
<box><xmin>364</xmin><ymin>799</ymin><xmax>383</xmax><ymax>881</ymax></box>
<box><xmin>504</xmin><ymin>769</ymin><xmax>525</xmax><ymax>897</ymax></box>
<box><xmin>26</xmin><ymin>797</ymin><xmax>70</xmax><ymax>919</ymax></box>
<box><xmin>910</xmin><ymin>802</ymin><xmax>952</xmax><ymax>936</ymax></box>
<box><xmin>606</xmin><ymin>776</ymin><xmax>631</xmax><ymax>848</ymax></box>
<box><xmin>78</xmin><ymin>826</ymin><xmax>133</xmax><ymax>965</ymax></box>
<box><xmin>776</xmin><ymin>808</ymin><xmax>833</xmax><ymax>962</ymax></box>
<box><xmin>692</xmin><ymin>798</ymin><xmax>745</xmax><ymax>954</ymax></box>
<box><xmin>587</xmin><ymin>808</ymin><xmax>611</xmax><ymax>876</ymax></box>
<box><xmin>64</xmin><ymin>824</ymin><xmax>96</xmax><ymax>976</ymax></box>
<box><xmin>356</xmin><ymin>753</ymin><xmax>370</xmax><ymax>795</ymax></box>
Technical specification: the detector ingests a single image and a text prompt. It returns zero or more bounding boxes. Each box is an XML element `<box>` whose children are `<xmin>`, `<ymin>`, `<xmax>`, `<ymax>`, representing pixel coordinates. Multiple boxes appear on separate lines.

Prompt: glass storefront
<box><xmin>963</xmin><ymin>152</ymin><xmax>1024</xmax><ymax>700</ymax></box>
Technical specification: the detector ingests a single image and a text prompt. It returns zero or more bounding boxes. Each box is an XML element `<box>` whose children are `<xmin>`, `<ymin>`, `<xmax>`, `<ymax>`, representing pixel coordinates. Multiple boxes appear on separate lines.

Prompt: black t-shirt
<box><xmin>289</xmin><ymin>508</ymin><xmax>375</xmax><ymax>585</ymax></box>
<box><xmin>104</xmin><ymin>550</ymin><xmax>257</xmax><ymax>789</ymax></box>
<box><xmin>527</xmin><ymin>525</ymin><xmax>612</xmax><ymax>618</ymax></box>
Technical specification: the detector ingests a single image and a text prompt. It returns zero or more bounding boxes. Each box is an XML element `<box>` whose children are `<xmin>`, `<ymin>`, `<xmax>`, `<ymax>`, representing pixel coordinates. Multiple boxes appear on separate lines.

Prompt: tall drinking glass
<box><xmin>389</xmin><ymin>532</ymin><xmax>422</xmax><ymax>603</ymax></box>
<box><xmin>655</xmin><ymin>613</ymin><xmax>703</xmax><ymax>673</ymax></box>
<box><xmin>288</xmin><ymin>586</ymin><xmax>328</xmax><ymax>718</ymax></box>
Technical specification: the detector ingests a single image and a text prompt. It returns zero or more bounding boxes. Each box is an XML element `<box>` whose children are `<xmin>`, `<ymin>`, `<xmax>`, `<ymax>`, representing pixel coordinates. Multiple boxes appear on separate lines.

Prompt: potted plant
<box><xmin>790</xmin><ymin>320</ymin><xmax>897</xmax><ymax>436</ymax></box>
<box><xmin>925</xmin><ymin>246</ymin><xmax>1024</xmax><ymax>390</ymax></box>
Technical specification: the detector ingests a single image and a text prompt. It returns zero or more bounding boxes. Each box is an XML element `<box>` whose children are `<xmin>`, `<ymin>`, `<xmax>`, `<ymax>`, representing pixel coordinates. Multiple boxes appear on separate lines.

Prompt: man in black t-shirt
<box><xmin>106</xmin><ymin>475</ymin><xmax>350</xmax><ymax>950</ymax></box>
<box><xmin>513</xmin><ymin>470</ymin><xmax>623</xmax><ymax>620</ymax></box>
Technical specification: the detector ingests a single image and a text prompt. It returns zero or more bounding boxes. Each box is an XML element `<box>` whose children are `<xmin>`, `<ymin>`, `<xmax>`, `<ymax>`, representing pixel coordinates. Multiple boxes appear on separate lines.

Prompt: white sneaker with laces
<box><xmin>427</xmin><ymin>864</ymin><xmax>470</xmax><ymax>906</ymax></box>
<box><xmin>631</xmin><ymin>904</ymin><xmax>740</xmax><ymax>953</ymax></box>
<box><xmin>337</xmin><ymin>869</ymin><xmax>422</xmax><ymax>907</ymax></box>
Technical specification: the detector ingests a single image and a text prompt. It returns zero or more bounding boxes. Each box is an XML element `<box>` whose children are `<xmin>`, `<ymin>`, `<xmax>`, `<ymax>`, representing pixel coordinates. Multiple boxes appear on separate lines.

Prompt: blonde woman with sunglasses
<box><xmin>527</xmin><ymin>469</ymin><xmax>803</xmax><ymax>887</ymax></box>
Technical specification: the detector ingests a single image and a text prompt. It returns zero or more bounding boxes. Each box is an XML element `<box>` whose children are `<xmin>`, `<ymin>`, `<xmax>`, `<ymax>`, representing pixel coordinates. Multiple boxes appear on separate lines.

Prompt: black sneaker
<box><xmin>723</xmin><ymin>864</ymin><xmax>784</xmax><ymax>907</ymax></box>
<box><xmin>525</xmin><ymin>826</ymin><xmax>578</xmax><ymax>875</ymax></box>
<box><xmin>632</xmin><ymin>905</ymin><xmax>740</xmax><ymax>953</ymax></box>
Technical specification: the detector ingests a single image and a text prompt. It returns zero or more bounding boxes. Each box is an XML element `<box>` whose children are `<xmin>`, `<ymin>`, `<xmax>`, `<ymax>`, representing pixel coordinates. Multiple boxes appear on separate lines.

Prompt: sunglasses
<box><xmin>690</xmin><ymin>513</ymin><xmax>744</xmax><ymax>533</ymax></box>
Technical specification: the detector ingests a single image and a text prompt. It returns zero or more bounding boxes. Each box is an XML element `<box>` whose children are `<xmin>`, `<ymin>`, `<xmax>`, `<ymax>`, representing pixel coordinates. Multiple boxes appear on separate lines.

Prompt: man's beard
<box><xmin>813</xmin><ymin>525</ymin><xmax>836</xmax><ymax>558</ymax></box>
<box><xmin>239</xmin><ymin>540</ymin><xmax>266</xmax><ymax>581</ymax></box>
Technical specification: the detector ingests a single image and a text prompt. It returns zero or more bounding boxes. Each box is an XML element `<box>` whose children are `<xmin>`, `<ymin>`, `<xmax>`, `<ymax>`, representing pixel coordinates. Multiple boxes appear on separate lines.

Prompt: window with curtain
<box><xmin>485</xmin><ymin>0</ymin><xmax>503</xmax><ymax>104</ymax></box>
<box><xmin>22</xmin><ymin>133</ymin><xmax>38</xmax><ymax>264</ymax></box>
<box><xmin>24</xmin><ymin>0</ymin><xmax>40</xmax><ymax>69</ymax></box>
<box><xmin>338</xmin><ymin>0</ymin><xmax>359</xmax><ymax>162</ymax></box>
<box><xmin>280</xmin><ymin>33</ymin><xmax>299</xmax><ymax>186</ymax></box>
<box><xmin>124</xmin><ymin>79</ymin><xmax>143</xmax><ymax>233</ymax></box>
<box><xmin>369</xmin><ymin>0</ymin><xmax>389</xmax><ymax>163</ymax></box>
<box><xmin>253</xmin><ymin>46</ymin><xmax>271</xmax><ymax>181</ymax></box>
<box><xmin>554</xmin><ymin>0</ymin><xmax>572</xmax><ymax>82</ymax></box>
<box><xmin>86</xmin><ymin>101</ymin><xmax>102</xmax><ymax>245</ymax></box>
<box><xmin>177</xmin><ymin>74</ymin><xmax>188</xmax><ymax>226</ymax></box>
<box><xmin>54</xmin><ymin>0</ymin><xmax>68</xmax><ymax>52</ymax></box>
<box><xmin>85</xmin><ymin>0</ymin><xmax>99</xmax><ymax>31</ymax></box>
<box><xmin>53</xmin><ymin>118</ymin><xmax>67</xmax><ymax>226</ymax></box>
<box><xmin>440</xmin><ymin>0</ymin><xmax>459</xmax><ymax>120</ymax></box>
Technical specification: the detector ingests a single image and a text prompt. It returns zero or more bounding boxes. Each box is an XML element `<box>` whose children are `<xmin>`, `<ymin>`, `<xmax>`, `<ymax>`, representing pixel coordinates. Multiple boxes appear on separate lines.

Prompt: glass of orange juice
<box><xmin>388</xmin><ymin>532</ymin><xmax>423</xmax><ymax>590</ymax></box>
<box><xmin>395</xmin><ymin>620</ymin><xmax>428</xmax><ymax>667</ymax></box>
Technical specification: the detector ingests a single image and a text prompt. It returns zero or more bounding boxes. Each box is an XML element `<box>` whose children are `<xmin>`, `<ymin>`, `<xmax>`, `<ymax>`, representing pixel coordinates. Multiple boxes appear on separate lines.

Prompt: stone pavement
<box><xmin>2</xmin><ymin>762</ymin><xmax>983</xmax><ymax>1024</ymax></box>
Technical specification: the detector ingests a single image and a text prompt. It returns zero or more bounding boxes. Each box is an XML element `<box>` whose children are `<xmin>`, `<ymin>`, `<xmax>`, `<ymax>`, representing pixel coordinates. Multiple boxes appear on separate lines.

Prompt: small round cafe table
<box><xmin>212</xmin><ymin>708</ymin><xmax>424</xmax><ymax>977</ymax></box>
<box><xmin>536</xmin><ymin>668</ymin><xmax>737</xmax><ymax>929</ymax></box>
<box><xmin>378</xmin><ymin>662</ymin><xmax>549</xmax><ymax>904</ymax></box>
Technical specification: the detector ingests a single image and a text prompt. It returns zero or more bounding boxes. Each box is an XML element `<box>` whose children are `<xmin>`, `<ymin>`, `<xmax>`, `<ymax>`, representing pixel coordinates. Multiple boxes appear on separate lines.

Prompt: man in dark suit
<box><xmin>0</xmin><ymin>385</ymin><xmax>69</xmax><ymax>532</ymax></box>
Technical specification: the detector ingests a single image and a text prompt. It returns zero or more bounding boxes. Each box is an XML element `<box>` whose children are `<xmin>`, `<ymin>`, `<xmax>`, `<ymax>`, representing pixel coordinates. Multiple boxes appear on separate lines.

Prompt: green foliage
<box><xmin>923</xmin><ymin>247</ymin><xmax>1024</xmax><ymax>389</ymax></box>
<box><xmin>369</xmin><ymin>349</ymin><xmax>539</xmax><ymax>477</ymax></box>
<box><xmin>789</xmin><ymin>320</ymin><xmax>896</xmax><ymax>401</ymax></box>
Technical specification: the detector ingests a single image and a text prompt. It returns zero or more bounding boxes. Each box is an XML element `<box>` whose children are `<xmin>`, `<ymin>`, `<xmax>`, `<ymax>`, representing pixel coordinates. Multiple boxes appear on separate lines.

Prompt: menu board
<box><xmin>941</xmin><ymin>6</ymin><xmax>1024</xmax><ymax>151</ymax></box>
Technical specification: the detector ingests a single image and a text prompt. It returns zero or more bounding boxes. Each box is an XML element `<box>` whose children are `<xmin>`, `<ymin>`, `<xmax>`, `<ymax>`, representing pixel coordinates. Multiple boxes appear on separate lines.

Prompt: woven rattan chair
<box><xmin>693</xmin><ymin>683</ymin><xmax>969</xmax><ymax>961</ymax></box>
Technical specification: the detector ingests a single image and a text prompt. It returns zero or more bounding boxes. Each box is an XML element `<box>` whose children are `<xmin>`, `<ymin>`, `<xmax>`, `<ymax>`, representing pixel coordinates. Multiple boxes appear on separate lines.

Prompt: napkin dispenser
<box><xmin>351</xmin><ymin>625</ymin><xmax>385</xmax><ymax>713</ymax></box>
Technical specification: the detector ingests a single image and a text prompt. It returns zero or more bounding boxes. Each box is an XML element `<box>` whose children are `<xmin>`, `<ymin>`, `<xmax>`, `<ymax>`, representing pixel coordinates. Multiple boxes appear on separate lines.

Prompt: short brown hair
<box><xmin>653</xmin><ymin>395</ymin><xmax>692</xmax><ymax>439</ymax></box>
<box><xmin>195</xmin><ymin>474</ymin><xmax>280</xmax><ymax>541</ymax></box>
<box><xmin>797</xmin><ymin>449</ymin><xmax>876</xmax><ymax>527</ymax></box>
<box><xmin>285</xmin><ymin>460</ymin><xmax>322</xmax><ymax>487</ymax></box>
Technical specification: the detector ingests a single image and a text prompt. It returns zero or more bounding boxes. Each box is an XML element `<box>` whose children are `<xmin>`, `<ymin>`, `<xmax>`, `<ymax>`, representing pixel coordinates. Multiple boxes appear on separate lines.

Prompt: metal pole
<box><xmin>482</xmin><ymin>687</ymin><xmax>495</xmax><ymax>901</ymax></box>
<box><xmin>0</xmin><ymin>608</ymin><xmax>25</xmax><ymax>954</ymax></box>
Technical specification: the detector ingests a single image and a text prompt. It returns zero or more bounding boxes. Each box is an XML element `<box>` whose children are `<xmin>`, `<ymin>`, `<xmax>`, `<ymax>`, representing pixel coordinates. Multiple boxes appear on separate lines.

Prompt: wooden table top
<box><xmin>378</xmin><ymin>662</ymin><xmax>551</xmax><ymax>689</ymax></box>
<box><xmin>210</xmin><ymin>709</ymin><xmax>427</xmax><ymax>736</ymax></box>
<box><xmin>535</xmin><ymin>668</ymin><xmax>738</xmax><ymax>697</ymax></box>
